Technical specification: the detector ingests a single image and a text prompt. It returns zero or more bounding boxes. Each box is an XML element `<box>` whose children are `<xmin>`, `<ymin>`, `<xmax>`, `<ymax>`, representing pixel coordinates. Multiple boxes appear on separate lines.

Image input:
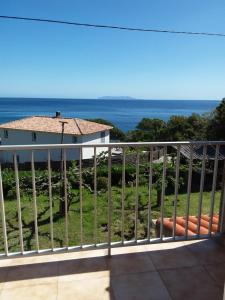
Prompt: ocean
<box><xmin>0</xmin><ymin>98</ymin><xmax>220</xmax><ymax>132</ymax></box>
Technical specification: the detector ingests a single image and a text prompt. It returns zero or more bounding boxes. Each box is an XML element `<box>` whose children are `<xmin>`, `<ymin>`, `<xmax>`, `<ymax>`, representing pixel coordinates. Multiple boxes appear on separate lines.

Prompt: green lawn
<box><xmin>0</xmin><ymin>185</ymin><xmax>221</xmax><ymax>253</ymax></box>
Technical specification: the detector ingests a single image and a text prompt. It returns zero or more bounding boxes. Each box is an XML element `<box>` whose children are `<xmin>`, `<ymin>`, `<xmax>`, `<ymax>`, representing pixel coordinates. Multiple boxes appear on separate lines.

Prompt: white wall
<box><xmin>0</xmin><ymin>129</ymin><xmax>110</xmax><ymax>163</ymax></box>
<box><xmin>81</xmin><ymin>130</ymin><xmax>110</xmax><ymax>159</ymax></box>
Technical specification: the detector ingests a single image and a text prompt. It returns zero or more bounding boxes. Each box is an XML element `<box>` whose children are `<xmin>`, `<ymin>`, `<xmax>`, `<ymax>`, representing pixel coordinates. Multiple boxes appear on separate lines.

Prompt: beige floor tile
<box><xmin>0</xmin><ymin>268</ymin><xmax>8</xmax><ymax>292</ymax></box>
<box><xmin>186</xmin><ymin>239</ymin><xmax>225</xmax><ymax>264</ymax></box>
<box><xmin>182</xmin><ymin>239</ymin><xmax>206</xmax><ymax>246</ymax></box>
<box><xmin>111</xmin><ymin>271</ymin><xmax>172</xmax><ymax>300</ymax></box>
<box><xmin>109</xmin><ymin>252</ymin><xmax>155</xmax><ymax>276</ymax></box>
<box><xmin>148</xmin><ymin>246</ymin><xmax>199</xmax><ymax>270</ymax></box>
<box><xmin>57</xmin><ymin>276</ymin><xmax>110</xmax><ymax>300</ymax></box>
<box><xmin>0</xmin><ymin>248</ymin><xmax>107</xmax><ymax>267</ymax></box>
<box><xmin>159</xmin><ymin>241</ymin><xmax>187</xmax><ymax>250</ymax></box>
<box><xmin>3</xmin><ymin>261</ymin><xmax>59</xmax><ymax>288</ymax></box>
<box><xmin>0</xmin><ymin>254</ymin><xmax>58</xmax><ymax>267</ymax></box>
<box><xmin>70</xmin><ymin>248</ymin><xmax>107</xmax><ymax>259</ymax></box>
<box><xmin>0</xmin><ymin>282</ymin><xmax>57</xmax><ymax>300</ymax></box>
<box><xmin>204</xmin><ymin>262</ymin><xmax>225</xmax><ymax>288</ymax></box>
<box><xmin>160</xmin><ymin>265</ymin><xmax>223</xmax><ymax>300</ymax></box>
<box><xmin>111</xmin><ymin>244</ymin><xmax>149</xmax><ymax>255</ymax></box>
<box><xmin>58</xmin><ymin>255</ymin><xmax>109</xmax><ymax>281</ymax></box>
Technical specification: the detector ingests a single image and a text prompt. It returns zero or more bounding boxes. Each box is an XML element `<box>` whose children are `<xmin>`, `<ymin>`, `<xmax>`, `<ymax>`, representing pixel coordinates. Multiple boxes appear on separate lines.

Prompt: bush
<box><xmin>97</xmin><ymin>177</ymin><xmax>108</xmax><ymax>191</ymax></box>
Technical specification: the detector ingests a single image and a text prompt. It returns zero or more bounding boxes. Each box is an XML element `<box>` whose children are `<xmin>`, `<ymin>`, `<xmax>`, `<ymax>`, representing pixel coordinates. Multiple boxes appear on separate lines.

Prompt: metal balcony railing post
<box><xmin>94</xmin><ymin>146</ymin><xmax>97</xmax><ymax>246</ymax></box>
<box><xmin>209</xmin><ymin>145</ymin><xmax>219</xmax><ymax>235</ymax></box>
<box><xmin>0</xmin><ymin>163</ymin><xmax>8</xmax><ymax>255</ymax></box>
<box><xmin>197</xmin><ymin>145</ymin><xmax>207</xmax><ymax>237</ymax></box>
<box><xmin>79</xmin><ymin>147</ymin><xmax>83</xmax><ymax>247</ymax></box>
<box><xmin>159</xmin><ymin>146</ymin><xmax>167</xmax><ymax>240</ymax></box>
<box><xmin>63</xmin><ymin>149</ymin><xmax>69</xmax><ymax>248</ymax></box>
<box><xmin>135</xmin><ymin>151</ymin><xmax>140</xmax><ymax>243</ymax></box>
<box><xmin>14</xmin><ymin>152</ymin><xmax>24</xmax><ymax>254</ymax></box>
<box><xmin>47</xmin><ymin>149</ymin><xmax>54</xmax><ymax>250</ymax></box>
<box><xmin>147</xmin><ymin>146</ymin><xmax>153</xmax><ymax>241</ymax></box>
<box><xmin>185</xmin><ymin>145</ymin><xmax>193</xmax><ymax>239</ymax></box>
<box><xmin>121</xmin><ymin>147</ymin><xmax>126</xmax><ymax>244</ymax></box>
<box><xmin>108</xmin><ymin>147</ymin><xmax>112</xmax><ymax>256</ymax></box>
<box><xmin>219</xmin><ymin>159</ymin><xmax>225</xmax><ymax>234</ymax></box>
<box><xmin>173</xmin><ymin>145</ymin><xmax>181</xmax><ymax>239</ymax></box>
<box><xmin>31</xmin><ymin>151</ymin><xmax>39</xmax><ymax>252</ymax></box>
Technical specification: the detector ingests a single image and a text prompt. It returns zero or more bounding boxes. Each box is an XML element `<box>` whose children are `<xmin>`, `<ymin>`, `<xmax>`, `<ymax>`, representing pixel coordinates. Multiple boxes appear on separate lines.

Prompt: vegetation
<box><xmin>207</xmin><ymin>98</ymin><xmax>225</xmax><ymax>140</ymax></box>
<box><xmin>0</xmin><ymin>178</ymin><xmax>221</xmax><ymax>252</ymax></box>
<box><xmin>89</xmin><ymin>97</ymin><xmax>225</xmax><ymax>143</ymax></box>
<box><xmin>87</xmin><ymin>118</ymin><xmax>126</xmax><ymax>141</ymax></box>
<box><xmin>0</xmin><ymin>98</ymin><xmax>224</xmax><ymax>253</ymax></box>
<box><xmin>0</xmin><ymin>153</ymin><xmax>223</xmax><ymax>253</ymax></box>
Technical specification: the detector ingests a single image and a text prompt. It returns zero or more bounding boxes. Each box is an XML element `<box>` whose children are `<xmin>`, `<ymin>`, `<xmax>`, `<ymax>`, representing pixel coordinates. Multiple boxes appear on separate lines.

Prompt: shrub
<box><xmin>97</xmin><ymin>177</ymin><xmax>108</xmax><ymax>191</ymax></box>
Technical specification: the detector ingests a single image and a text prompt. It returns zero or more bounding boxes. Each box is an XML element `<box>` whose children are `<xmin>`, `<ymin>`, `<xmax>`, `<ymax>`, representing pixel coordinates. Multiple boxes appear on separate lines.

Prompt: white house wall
<box><xmin>0</xmin><ymin>129</ymin><xmax>110</xmax><ymax>163</ymax></box>
<box><xmin>81</xmin><ymin>130</ymin><xmax>110</xmax><ymax>159</ymax></box>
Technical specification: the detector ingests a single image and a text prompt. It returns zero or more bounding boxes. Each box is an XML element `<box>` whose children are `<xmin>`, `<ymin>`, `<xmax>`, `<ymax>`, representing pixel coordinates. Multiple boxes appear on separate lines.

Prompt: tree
<box><xmin>152</xmin><ymin>162</ymin><xmax>186</xmax><ymax>207</ymax></box>
<box><xmin>126</xmin><ymin>129</ymin><xmax>145</xmax><ymax>142</ymax></box>
<box><xmin>137</xmin><ymin>118</ymin><xmax>167</xmax><ymax>140</ymax></box>
<box><xmin>207</xmin><ymin>98</ymin><xmax>225</xmax><ymax>140</ymax></box>
<box><xmin>166</xmin><ymin>114</ymin><xmax>207</xmax><ymax>141</ymax></box>
<box><xmin>166</xmin><ymin>116</ymin><xmax>190</xmax><ymax>141</ymax></box>
<box><xmin>87</xmin><ymin>118</ymin><xmax>125</xmax><ymax>141</ymax></box>
<box><xmin>186</xmin><ymin>113</ymin><xmax>208</xmax><ymax>140</ymax></box>
<box><xmin>126</xmin><ymin>118</ymin><xmax>167</xmax><ymax>142</ymax></box>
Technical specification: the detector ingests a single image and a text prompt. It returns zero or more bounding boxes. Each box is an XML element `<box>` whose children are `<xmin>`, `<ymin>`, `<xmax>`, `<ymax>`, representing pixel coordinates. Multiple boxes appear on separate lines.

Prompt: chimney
<box><xmin>55</xmin><ymin>111</ymin><xmax>61</xmax><ymax>118</ymax></box>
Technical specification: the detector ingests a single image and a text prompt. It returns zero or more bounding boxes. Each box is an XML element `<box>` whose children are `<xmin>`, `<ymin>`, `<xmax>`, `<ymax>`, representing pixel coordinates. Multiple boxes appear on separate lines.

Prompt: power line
<box><xmin>0</xmin><ymin>15</ymin><xmax>225</xmax><ymax>37</ymax></box>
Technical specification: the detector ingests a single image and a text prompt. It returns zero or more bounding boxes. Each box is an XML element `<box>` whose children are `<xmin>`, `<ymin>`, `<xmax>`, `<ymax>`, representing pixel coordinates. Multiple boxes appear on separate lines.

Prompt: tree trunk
<box><xmin>157</xmin><ymin>189</ymin><xmax>161</xmax><ymax>207</ymax></box>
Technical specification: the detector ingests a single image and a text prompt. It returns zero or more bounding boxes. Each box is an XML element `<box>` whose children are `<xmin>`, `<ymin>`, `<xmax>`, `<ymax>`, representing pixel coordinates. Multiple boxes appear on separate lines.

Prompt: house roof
<box><xmin>157</xmin><ymin>214</ymin><xmax>219</xmax><ymax>236</ymax></box>
<box><xmin>0</xmin><ymin>116</ymin><xmax>113</xmax><ymax>136</ymax></box>
<box><xmin>173</xmin><ymin>145</ymin><xmax>225</xmax><ymax>161</ymax></box>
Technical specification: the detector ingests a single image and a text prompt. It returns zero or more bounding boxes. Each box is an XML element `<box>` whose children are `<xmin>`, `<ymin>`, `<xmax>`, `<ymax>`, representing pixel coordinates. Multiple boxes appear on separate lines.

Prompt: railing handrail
<box><xmin>0</xmin><ymin>140</ymin><xmax>225</xmax><ymax>151</ymax></box>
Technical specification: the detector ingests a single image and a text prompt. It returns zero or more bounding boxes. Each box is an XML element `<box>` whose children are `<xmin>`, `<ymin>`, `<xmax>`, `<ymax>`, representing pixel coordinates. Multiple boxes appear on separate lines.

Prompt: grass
<box><xmin>0</xmin><ymin>184</ymin><xmax>221</xmax><ymax>253</ymax></box>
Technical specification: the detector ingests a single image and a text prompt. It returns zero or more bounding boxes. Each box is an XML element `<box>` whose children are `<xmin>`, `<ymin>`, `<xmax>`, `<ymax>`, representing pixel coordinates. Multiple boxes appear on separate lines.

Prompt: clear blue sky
<box><xmin>1</xmin><ymin>0</ymin><xmax>225</xmax><ymax>100</ymax></box>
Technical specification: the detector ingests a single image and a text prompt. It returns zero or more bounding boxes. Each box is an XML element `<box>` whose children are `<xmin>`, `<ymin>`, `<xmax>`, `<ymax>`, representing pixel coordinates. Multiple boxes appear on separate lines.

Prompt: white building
<box><xmin>0</xmin><ymin>112</ymin><xmax>112</xmax><ymax>163</ymax></box>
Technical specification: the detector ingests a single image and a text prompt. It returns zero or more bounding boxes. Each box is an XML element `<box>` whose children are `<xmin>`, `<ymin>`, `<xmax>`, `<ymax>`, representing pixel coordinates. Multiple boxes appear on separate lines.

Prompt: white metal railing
<box><xmin>0</xmin><ymin>141</ymin><xmax>224</xmax><ymax>257</ymax></box>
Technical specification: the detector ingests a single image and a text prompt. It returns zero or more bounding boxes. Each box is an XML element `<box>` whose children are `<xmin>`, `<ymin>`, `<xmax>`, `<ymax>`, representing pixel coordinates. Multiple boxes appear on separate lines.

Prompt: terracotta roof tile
<box><xmin>0</xmin><ymin>116</ymin><xmax>112</xmax><ymax>136</ymax></box>
<box><xmin>157</xmin><ymin>214</ymin><xmax>219</xmax><ymax>236</ymax></box>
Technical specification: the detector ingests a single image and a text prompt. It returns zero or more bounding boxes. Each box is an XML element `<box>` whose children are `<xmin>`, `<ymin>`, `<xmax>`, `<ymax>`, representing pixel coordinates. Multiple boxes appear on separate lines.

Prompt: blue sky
<box><xmin>0</xmin><ymin>0</ymin><xmax>225</xmax><ymax>100</ymax></box>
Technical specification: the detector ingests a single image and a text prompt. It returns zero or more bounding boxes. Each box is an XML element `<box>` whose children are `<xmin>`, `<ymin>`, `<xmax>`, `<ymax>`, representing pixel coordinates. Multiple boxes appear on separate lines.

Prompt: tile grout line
<box><xmin>201</xmin><ymin>264</ymin><xmax>223</xmax><ymax>289</ymax></box>
<box><xmin>156</xmin><ymin>269</ymin><xmax>175</xmax><ymax>300</ymax></box>
<box><xmin>145</xmin><ymin>243</ymin><xmax>188</xmax><ymax>300</ymax></box>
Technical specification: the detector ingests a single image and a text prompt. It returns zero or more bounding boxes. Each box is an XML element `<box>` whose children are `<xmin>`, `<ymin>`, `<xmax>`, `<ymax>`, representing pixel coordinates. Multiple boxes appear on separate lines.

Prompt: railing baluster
<box><xmin>108</xmin><ymin>147</ymin><xmax>112</xmax><ymax>256</ymax></box>
<box><xmin>14</xmin><ymin>153</ymin><xmax>24</xmax><ymax>254</ymax></box>
<box><xmin>47</xmin><ymin>150</ymin><xmax>54</xmax><ymax>250</ymax></box>
<box><xmin>208</xmin><ymin>144</ymin><xmax>219</xmax><ymax>235</ymax></box>
<box><xmin>197</xmin><ymin>145</ymin><xmax>207</xmax><ymax>237</ymax></box>
<box><xmin>185</xmin><ymin>145</ymin><xmax>193</xmax><ymax>239</ymax></box>
<box><xmin>63</xmin><ymin>149</ymin><xmax>69</xmax><ymax>248</ymax></box>
<box><xmin>121</xmin><ymin>147</ymin><xmax>126</xmax><ymax>244</ymax></box>
<box><xmin>93</xmin><ymin>146</ymin><xmax>97</xmax><ymax>246</ymax></box>
<box><xmin>31</xmin><ymin>151</ymin><xmax>39</xmax><ymax>252</ymax></box>
<box><xmin>172</xmin><ymin>146</ymin><xmax>181</xmax><ymax>239</ymax></box>
<box><xmin>160</xmin><ymin>146</ymin><xmax>167</xmax><ymax>241</ymax></box>
<box><xmin>0</xmin><ymin>163</ymin><xmax>8</xmax><ymax>255</ymax></box>
<box><xmin>219</xmin><ymin>159</ymin><xmax>225</xmax><ymax>233</ymax></box>
<box><xmin>147</xmin><ymin>147</ymin><xmax>153</xmax><ymax>241</ymax></box>
<box><xmin>135</xmin><ymin>151</ymin><xmax>140</xmax><ymax>243</ymax></box>
<box><xmin>79</xmin><ymin>147</ymin><xmax>83</xmax><ymax>247</ymax></box>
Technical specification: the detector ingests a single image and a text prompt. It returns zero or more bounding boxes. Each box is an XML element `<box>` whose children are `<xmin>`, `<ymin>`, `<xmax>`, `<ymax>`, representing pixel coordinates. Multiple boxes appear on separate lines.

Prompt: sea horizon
<box><xmin>0</xmin><ymin>97</ymin><xmax>220</xmax><ymax>132</ymax></box>
<box><xmin>0</xmin><ymin>96</ymin><xmax>219</xmax><ymax>101</ymax></box>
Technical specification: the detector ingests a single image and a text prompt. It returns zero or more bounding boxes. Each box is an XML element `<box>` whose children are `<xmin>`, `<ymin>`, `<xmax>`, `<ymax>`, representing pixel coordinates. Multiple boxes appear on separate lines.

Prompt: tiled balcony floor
<box><xmin>0</xmin><ymin>238</ymin><xmax>225</xmax><ymax>300</ymax></box>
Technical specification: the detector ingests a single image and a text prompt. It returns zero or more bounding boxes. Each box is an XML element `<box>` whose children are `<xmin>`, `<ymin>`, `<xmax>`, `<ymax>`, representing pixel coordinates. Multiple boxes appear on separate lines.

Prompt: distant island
<box><xmin>98</xmin><ymin>96</ymin><xmax>136</xmax><ymax>100</ymax></box>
